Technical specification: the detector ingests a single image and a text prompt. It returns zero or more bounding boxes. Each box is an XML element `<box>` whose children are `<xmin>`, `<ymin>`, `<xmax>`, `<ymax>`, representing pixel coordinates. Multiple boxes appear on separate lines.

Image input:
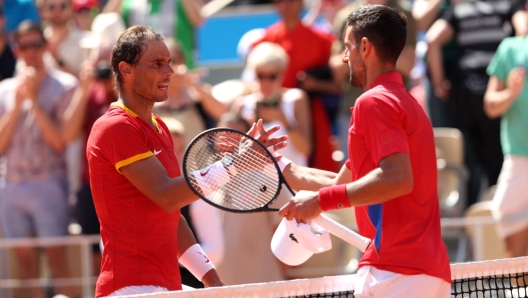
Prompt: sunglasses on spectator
<box><xmin>17</xmin><ymin>40</ymin><xmax>46</xmax><ymax>51</ymax></box>
<box><xmin>256</xmin><ymin>72</ymin><xmax>279</xmax><ymax>81</ymax></box>
<box><xmin>47</xmin><ymin>3</ymin><xmax>69</xmax><ymax>11</ymax></box>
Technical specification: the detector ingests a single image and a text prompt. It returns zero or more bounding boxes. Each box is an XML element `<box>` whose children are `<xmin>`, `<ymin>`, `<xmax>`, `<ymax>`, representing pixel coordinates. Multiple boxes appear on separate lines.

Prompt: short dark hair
<box><xmin>14</xmin><ymin>21</ymin><xmax>45</xmax><ymax>44</ymax></box>
<box><xmin>110</xmin><ymin>25</ymin><xmax>164</xmax><ymax>88</ymax></box>
<box><xmin>346</xmin><ymin>5</ymin><xmax>407</xmax><ymax>64</ymax></box>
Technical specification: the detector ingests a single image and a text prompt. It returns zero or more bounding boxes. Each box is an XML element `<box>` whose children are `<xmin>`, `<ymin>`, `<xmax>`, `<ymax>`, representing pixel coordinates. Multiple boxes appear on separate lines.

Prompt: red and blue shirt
<box><xmin>346</xmin><ymin>72</ymin><xmax>451</xmax><ymax>283</ymax></box>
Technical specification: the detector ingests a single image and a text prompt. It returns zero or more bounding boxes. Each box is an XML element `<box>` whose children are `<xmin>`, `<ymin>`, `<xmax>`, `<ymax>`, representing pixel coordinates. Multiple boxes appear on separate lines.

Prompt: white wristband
<box><xmin>276</xmin><ymin>157</ymin><xmax>292</xmax><ymax>172</ymax></box>
<box><xmin>268</xmin><ymin>146</ymin><xmax>292</xmax><ymax>172</ymax></box>
<box><xmin>192</xmin><ymin>161</ymin><xmax>231</xmax><ymax>196</ymax></box>
<box><xmin>179</xmin><ymin>244</ymin><xmax>215</xmax><ymax>281</ymax></box>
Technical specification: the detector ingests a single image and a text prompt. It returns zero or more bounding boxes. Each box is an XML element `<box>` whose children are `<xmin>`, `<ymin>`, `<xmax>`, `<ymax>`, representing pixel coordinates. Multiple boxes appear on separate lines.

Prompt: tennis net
<box><xmin>115</xmin><ymin>257</ymin><xmax>528</xmax><ymax>298</ymax></box>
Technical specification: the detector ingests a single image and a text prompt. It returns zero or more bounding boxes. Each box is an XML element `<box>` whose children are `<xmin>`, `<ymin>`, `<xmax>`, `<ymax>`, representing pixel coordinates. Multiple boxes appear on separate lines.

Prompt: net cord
<box><xmin>111</xmin><ymin>257</ymin><xmax>528</xmax><ymax>298</ymax></box>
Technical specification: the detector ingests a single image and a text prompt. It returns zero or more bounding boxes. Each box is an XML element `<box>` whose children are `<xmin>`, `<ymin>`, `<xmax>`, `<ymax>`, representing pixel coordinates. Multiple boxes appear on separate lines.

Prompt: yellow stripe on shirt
<box><xmin>115</xmin><ymin>151</ymin><xmax>155</xmax><ymax>173</ymax></box>
<box><xmin>111</xmin><ymin>102</ymin><xmax>138</xmax><ymax>117</ymax></box>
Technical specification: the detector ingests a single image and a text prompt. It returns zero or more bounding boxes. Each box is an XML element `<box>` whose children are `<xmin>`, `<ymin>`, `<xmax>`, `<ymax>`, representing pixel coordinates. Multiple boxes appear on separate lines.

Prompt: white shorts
<box><xmin>491</xmin><ymin>155</ymin><xmax>528</xmax><ymax>239</ymax></box>
<box><xmin>353</xmin><ymin>266</ymin><xmax>451</xmax><ymax>298</ymax></box>
<box><xmin>108</xmin><ymin>285</ymin><xmax>169</xmax><ymax>296</ymax></box>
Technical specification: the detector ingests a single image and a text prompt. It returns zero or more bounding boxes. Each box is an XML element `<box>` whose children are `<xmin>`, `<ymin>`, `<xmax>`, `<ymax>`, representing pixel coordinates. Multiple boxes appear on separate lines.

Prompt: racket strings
<box><xmin>185</xmin><ymin>131</ymin><xmax>281</xmax><ymax>210</ymax></box>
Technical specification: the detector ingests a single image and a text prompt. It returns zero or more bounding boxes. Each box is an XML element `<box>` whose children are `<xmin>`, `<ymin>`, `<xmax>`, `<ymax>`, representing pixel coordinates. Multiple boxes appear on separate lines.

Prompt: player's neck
<box><xmin>118</xmin><ymin>92</ymin><xmax>156</xmax><ymax>127</ymax></box>
<box><xmin>363</xmin><ymin>63</ymin><xmax>396</xmax><ymax>91</ymax></box>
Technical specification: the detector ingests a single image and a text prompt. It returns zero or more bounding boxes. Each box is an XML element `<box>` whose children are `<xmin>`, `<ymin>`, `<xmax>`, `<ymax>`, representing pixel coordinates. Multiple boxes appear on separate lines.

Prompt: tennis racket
<box><xmin>182</xmin><ymin>128</ymin><xmax>371</xmax><ymax>252</ymax></box>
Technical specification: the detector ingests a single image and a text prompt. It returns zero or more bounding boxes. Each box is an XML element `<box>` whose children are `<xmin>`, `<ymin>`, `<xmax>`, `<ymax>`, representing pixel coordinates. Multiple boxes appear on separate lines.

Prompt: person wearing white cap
<box><xmin>278</xmin><ymin>5</ymin><xmax>451</xmax><ymax>298</ymax></box>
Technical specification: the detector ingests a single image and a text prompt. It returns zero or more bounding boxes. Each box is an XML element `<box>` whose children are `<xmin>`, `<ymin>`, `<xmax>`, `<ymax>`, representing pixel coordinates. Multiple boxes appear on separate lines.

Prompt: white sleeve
<box><xmin>190</xmin><ymin>200</ymin><xmax>225</xmax><ymax>266</ymax></box>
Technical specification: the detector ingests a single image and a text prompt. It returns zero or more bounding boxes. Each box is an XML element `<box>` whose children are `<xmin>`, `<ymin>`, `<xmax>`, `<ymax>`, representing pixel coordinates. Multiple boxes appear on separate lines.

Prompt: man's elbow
<box><xmin>155</xmin><ymin>191</ymin><xmax>183</xmax><ymax>213</ymax></box>
<box><xmin>394</xmin><ymin>172</ymin><xmax>414</xmax><ymax>196</ymax></box>
<box><xmin>483</xmin><ymin>98</ymin><xmax>501</xmax><ymax>119</ymax></box>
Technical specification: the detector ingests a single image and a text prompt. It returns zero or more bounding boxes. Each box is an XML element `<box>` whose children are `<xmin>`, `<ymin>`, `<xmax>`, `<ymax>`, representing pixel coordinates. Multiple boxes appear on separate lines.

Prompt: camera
<box><xmin>94</xmin><ymin>60</ymin><xmax>112</xmax><ymax>80</ymax></box>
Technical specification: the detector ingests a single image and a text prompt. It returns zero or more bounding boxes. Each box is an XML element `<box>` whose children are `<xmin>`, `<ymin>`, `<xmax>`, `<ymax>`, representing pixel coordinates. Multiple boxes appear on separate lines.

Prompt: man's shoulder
<box><xmin>499</xmin><ymin>36</ymin><xmax>522</xmax><ymax>48</ymax></box>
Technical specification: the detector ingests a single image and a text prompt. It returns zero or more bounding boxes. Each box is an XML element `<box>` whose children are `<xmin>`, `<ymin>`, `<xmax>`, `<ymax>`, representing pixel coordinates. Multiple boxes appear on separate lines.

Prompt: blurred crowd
<box><xmin>0</xmin><ymin>0</ymin><xmax>527</xmax><ymax>297</ymax></box>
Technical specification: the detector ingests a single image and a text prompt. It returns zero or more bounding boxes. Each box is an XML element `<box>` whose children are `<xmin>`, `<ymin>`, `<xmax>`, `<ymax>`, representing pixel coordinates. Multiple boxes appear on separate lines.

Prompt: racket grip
<box><xmin>312</xmin><ymin>214</ymin><xmax>371</xmax><ymax>253</ymax></box>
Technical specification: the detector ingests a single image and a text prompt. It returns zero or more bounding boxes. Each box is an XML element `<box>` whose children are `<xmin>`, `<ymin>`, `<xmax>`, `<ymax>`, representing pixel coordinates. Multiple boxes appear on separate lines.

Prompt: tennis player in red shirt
<box><xmin>87</xmin><ymin>26</ymin><xmax>287</xmax><ymax>297</ymax></box>
<box><xmin>278</xmin><ymin>5</ymin><xmax>451</xmax><ymax>297</ymax></box>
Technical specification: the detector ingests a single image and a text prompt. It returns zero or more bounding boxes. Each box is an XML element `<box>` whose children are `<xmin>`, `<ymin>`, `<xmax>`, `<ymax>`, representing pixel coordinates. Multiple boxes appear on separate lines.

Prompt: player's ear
<box><xmin>360</xmin><ymin>37</ymin><xmax>372</xmax><ymax>59</ymax></box>
<box><xmin>119</xmin><ymin>61</ymin><xmax>133</xmax><ymax>79</ymax></box>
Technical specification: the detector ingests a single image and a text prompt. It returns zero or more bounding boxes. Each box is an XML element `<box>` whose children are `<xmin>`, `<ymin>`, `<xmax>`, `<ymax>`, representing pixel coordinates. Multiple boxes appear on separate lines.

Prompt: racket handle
<box><xmin>312</xmin><ymin>214</ymin><xmax>371</xmax><ymax>253</ymax></box>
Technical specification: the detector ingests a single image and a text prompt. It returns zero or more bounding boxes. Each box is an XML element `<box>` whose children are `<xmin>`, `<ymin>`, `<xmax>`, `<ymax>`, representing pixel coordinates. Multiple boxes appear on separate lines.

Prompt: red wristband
<box><xmin>318</xmin><ymin>184</ymin><xmax>351</xmax><ymax>211</ymax></box>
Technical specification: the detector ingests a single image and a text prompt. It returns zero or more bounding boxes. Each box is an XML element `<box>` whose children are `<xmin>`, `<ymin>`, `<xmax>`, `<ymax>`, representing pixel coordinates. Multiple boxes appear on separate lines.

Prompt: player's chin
<box><xmin>154</xmin><ymin>90</ymin><xmax>169</xmax><ymax>102</ymax></box>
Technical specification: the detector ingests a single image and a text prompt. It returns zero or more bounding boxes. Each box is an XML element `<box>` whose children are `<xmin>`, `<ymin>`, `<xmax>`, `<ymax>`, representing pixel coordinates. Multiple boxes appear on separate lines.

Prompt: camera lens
<box><xmin>95</xmin><ymin>60</ymin><xmax>112</xmax><ymax>80</ymax></box>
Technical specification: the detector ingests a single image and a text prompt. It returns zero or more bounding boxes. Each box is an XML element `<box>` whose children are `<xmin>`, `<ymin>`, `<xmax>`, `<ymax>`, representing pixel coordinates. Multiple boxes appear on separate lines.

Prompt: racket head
<box><xmin>182</xmin><ymin>127</ymin><xmax>284</xmax><ymax>213</ymax></box>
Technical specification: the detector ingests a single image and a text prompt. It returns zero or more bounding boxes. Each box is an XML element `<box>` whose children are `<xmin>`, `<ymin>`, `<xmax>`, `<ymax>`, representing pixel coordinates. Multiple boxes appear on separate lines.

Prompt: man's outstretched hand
<box><xmin>279</xmin><ymin>190</ymin><xmax>323</xmax><ymax>223</ymax></box>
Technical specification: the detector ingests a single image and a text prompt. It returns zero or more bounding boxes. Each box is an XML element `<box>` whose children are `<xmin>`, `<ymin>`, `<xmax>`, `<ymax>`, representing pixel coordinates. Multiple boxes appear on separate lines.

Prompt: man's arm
<box><xmin>484</xmin><ymin>68</ymin><xmax>526</xmax><ymax>119</ymax></box>
<box><xmin>412</xmin><ymin>0</ymin><xmax>444</xmax><ymax>32</ymax></box>
<box><xmin>62</xmin><ymin>62</ymin><xmax>95</xmax><ymax>142</ymax></box>
<box><xmin>425</xmin><ymin>18</ymin><xmax>454</xmax><ymax>99</ymax></box>
<box><xmin>282</xmin><ymin>162</ymin><xmax>340</xmax><ymax>191</ymax></box>
<box><xmin>177</xmin><ymin>215</ymin><xmax>223</xmax><ymax>287</ymax></box>
<box><xmin>0</xmin><ymin>86</ymin><xmax>24</xmax><ymax>155</ymax></box>
<box><xmin>279</xmin><ymin>152</ymin><xmax>413</xmax><ymax>223</ymax></box>
<box><xmin>121</xmin><ymin>157</ymin><xmax>199</xmax><ymax>213</ymax></box>
<box><xmin>121</xmin><ymin>121</ymin><xmax>288</xmax><ymax>213</ymax></box>
<box><xmin>102</xmin><ymin>0</ymin><xmax>123</xmax><ymax>13</ymax></box>
<box><xmin>182</xmin><ymin>0</ymin><xmax>205</xmax><ymax>27</ymax></box>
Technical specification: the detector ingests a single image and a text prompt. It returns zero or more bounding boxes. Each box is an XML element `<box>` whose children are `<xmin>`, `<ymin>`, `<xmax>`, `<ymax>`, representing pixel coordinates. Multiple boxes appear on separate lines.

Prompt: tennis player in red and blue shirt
<box><xmin>279</xmin><ymin>5</ymin><xmax>451</xmax><ymax>297</ymax></box>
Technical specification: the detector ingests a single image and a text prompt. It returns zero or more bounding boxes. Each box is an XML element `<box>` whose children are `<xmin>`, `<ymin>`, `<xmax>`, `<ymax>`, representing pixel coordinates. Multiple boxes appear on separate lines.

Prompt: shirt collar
<box><xmin>368</xmin><ymin>71</ymin><xmax>403</xmax><ymax>91</ymax></box>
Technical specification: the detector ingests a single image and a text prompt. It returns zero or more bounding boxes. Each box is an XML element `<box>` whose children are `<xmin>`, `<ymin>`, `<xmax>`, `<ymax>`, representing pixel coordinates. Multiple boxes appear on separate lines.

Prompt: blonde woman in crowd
<box><xmin>232</xmin><ymin>42</ymin><xmax>312</xmax><ymax>168</ymax></box>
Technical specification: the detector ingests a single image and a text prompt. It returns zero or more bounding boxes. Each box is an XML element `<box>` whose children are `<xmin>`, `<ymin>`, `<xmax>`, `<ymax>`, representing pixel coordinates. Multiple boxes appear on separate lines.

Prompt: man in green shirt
<box><xmin>484</xmin><ymin>33</ymin><xmax>528</xmax><ymax>259</ymax></box>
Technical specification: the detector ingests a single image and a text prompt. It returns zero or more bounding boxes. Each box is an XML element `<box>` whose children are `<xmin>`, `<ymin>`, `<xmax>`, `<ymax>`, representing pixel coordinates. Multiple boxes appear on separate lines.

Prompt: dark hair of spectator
<box><xmin>346</xmin><ymin>5</ymin><xmax>407</xmax><ymax>64</ymax></box>
<box><xmin>14</xmin><ymin>21</ymin><xmax>46</xmax><ymax>43</ymax></box>
<box><xmin>110</xmin><ymin>25</ymin><xmax>164</xmax><ymax>88</ymax></box>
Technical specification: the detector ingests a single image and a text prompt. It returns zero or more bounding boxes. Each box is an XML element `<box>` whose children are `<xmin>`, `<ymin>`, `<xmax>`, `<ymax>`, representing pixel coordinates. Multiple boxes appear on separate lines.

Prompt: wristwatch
<box><xmin>221</xmin><ymin>155</ymin><xmax>238</xmax><ymax>177</ymax></box>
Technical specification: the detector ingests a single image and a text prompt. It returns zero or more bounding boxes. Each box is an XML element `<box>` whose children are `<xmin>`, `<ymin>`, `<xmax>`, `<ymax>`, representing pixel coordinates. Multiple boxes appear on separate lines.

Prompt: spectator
<box><xmin>0</xmin><ymin>6</ymin><xmax>16</xmax><ymax>81</ymax></box>
<box><xmin>153</xmin><ymin>37</ymin><xmax>227</xmax><ymax>146</ymax></box>
<box><xmin>72</xmin><ymin>0</ymin><xmax>100</xmax><ymax>31</ymax></box>
<box><xmin>425</xmin><ymin>0</ymin><xmax>527</xmax><ymax>206</ymax></box>
<box><xmin>2</xmin><ymin>0</ymin><xmax>40</xmax><ymax>41</ymax></box>
<box><xmin>232</xmin><ymin>42</ymin><xmax>312</xmax><ymax>167</ymax></box>
<box><xmin>215</xmin><ymin>112</ymin><xmax>287</xmax><ymax>285</ymax></box>
<box><xmin>252</xmin><ymin>0</ymin><xmax>340</xmax><ymax>172</ymax></box>
<box><xmin>252</xmin><ymin>0</ymin><xmax>337</xmax><ymax>92</ymax></box>
<box><xmin>412</xmin><ymin>0</ymin><xmax>459</xmax><ymax>128</ymax></box>
<box><xmin>0</xmin><ymin>21</ymin><xmax>77</xmax><ymax>298</ymax></box>
<box><xmin>331</xmin><ymin>0</ymin><xmax>417</xmax><ymax>164</ymax></box>
<box><xmin>103</xmin><ymin>0</ymin><xmax>205</xmax><ymax>69</ymax></box>
<box><xmin>484</xmin><ymin>30</ymin><xmax>528</xmax><ymax>258</ymax></box>
<box><xmin>38</xmin><ymin>0</ymin><xmax>93</xmax><ymax>76</ymax></box>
